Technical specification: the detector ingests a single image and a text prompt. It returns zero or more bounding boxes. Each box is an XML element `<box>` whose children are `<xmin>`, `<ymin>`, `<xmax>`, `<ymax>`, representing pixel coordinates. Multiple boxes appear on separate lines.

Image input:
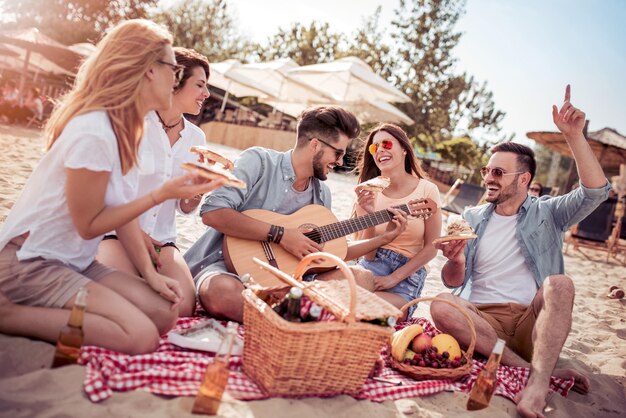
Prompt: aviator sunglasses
<box><xmin>480</xmin><ymin>166</ymin><xmax>524</xmax><ymax>179</ymax></box>
<box><xmin>368</xmin><ymin>139</ymin><xmax>394</xmax><ymax>156</ymax></box>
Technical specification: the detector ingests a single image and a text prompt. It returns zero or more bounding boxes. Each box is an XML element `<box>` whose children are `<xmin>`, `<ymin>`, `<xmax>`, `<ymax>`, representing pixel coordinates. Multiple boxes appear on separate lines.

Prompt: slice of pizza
<box><xmin>355</xmin><ymin>176</ymin><xmax>391</xmax><ymax>193</ymax></box>
<box><xmin>180</xmin><ymin>162</ymin><xmax>246</xmax><ymax>189</ymax></box>
<box><xmin>433</xmin><ymin>218</ymin><xmax>478</xmax><ymax>245</ymax></box>
<box><xmin>189</xmin><ymin>146</ymin><xmax>234</xmax><ymax>171</ymax></box>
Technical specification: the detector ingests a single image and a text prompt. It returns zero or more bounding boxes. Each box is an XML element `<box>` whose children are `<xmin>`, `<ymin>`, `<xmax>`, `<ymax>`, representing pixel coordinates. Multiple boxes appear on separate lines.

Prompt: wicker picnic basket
<box><xmin>389</xmin><ymin>297</ymin><xmax>476</xmax><ymax>381</ymax></box>
<box><xmin>242</xmin><ymin>252</ymin><xmax>403</xmax><ymax>396</ymax></box>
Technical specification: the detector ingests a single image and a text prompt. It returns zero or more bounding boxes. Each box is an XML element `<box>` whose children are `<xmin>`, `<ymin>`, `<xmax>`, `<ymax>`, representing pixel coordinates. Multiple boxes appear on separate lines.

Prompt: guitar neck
<box><xmin>306</xmin><ymin>203</ymin><xmax>411</xmax><ymax>243</ymax></box>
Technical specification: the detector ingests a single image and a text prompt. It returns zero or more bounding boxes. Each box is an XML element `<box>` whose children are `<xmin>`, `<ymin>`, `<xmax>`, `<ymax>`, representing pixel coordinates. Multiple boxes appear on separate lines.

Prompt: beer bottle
<box><xmin>283</xmin><ymin>287</ymin><xmax>303</xmax><ymax>322</ymax></box>
<box><xmin>365</xmin><ymin>316</ymin><xmax>397</xmax><ymax>327</ymax></box>
<box><xmin>467</xmin><ymin>338</ymin><xmax>506</xmax><ymax>410</ymax></box>
<box><xmin>303</xmin><ymin>303</ymin><xmax>322</xmax><ymax>322</ymax></box>
<box><xmin>192</xmin><ymin>322</ymin><xmax>238</xmax><ymax>415</ymax></box>
<box><xmin>51</xmin><ymin>287</ymin><xmax>88</xmax><ymax>368</ymax></box>
<box><xmin>272</xmin><ymin>287</ymin><xmax>302</xmax><ymax>320</ymax></box>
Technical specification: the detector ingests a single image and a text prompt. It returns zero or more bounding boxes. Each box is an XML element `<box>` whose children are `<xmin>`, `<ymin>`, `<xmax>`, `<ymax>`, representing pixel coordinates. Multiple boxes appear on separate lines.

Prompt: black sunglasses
<box><xmin>311</xmin><ymin>137</ymin><xmax>345</xmax><ymax>160</ymax></box>
<box><xmin>157</xmin><ymin>60</ymin><xmax>184</xmax><ymax>82</ymax></box>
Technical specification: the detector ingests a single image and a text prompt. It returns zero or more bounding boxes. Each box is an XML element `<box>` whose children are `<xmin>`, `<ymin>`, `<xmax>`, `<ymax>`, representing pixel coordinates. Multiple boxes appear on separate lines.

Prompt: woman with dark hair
<box><xmin>354</xmin><ymin>123</ymin><xmax>442</xmax><ymax>318</ymax></box>
<box><xmin>97</xmin><ymin>47</ymin><xmax>212</xmax><ymax>317</ymax></box>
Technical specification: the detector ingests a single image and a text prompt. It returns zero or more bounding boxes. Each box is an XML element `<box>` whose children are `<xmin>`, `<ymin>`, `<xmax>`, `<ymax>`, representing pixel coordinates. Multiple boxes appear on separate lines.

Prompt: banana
<box><xmin>390</xmin><ymin>324</ymin><xmax>423</xmax><ymax>361</ymax></box>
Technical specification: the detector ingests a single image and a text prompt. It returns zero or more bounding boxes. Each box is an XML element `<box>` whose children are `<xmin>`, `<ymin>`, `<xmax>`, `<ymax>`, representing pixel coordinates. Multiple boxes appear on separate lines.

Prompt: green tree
<box><xmin>0</xmin><ymin>0</ymin><xmax>157</xmax><ymax>44</ymax></box>
<box><xmin>253</xmin><ymin>22</ymin><xmax>345</xmax><ymax>66</ymax></box>
<box><xmin>391</xmin><ymin>0</ymin><xmax>505</xmax><ymax>149</ymax></box>
<box><xmin>152</xmin><ymin>0</ymin><xmax>251</xmax><ymax>62</ymax></box>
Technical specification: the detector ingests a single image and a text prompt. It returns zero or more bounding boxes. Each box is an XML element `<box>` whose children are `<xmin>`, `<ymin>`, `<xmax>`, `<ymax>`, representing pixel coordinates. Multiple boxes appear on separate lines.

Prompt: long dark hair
<box><xmin>356</xmin><ymin>123</ymin><xmax>427</xmax><ymax>184</ymax></box>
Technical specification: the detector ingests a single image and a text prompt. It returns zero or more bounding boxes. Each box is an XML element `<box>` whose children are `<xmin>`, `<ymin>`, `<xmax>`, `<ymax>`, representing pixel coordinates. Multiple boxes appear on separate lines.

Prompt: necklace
<box><xmin>156</xmin><ymin>112</ymin><xmax>182</xmax><ymax>132</ymax></box>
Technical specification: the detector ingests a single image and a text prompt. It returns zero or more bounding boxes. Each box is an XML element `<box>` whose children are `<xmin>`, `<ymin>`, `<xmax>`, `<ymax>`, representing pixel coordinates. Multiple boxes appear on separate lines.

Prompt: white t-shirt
<box><xmin>469</xmin><ymin>212</ymin><xmax>538</xmax><ymax>305</ymax></box>
<box><xmin>137</xmin><ymin>112</ymin><xmax>205</xmax><ymax>243</ymax></box>
<box><xmin>0</xmin><ymin>111</ymin><xmax>139</xmax><ymax>270</ymax></box>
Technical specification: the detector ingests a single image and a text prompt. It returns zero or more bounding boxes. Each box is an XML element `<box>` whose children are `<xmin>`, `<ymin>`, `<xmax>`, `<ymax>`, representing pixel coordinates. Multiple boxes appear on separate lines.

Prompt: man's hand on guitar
<box><xmin>381</xmin><ymin>207</ymin><xmax>408</xmax><ymax>244</ymax></box>
<box><xmin>278</xmin><ymin>228</ymin><xmax>323</xmax><ymax>259</ymax></box>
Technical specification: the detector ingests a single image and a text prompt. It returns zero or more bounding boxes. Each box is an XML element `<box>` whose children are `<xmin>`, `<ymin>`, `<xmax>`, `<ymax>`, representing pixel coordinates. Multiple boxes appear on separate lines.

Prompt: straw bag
<box><xmin>389</xmin><ymin>297</ymin><xmax>476</xmax><ymax>381</ymax></box>
<box><xmin>242</xmin><ymin>252</ymin><xmax>403</xmax><ymax>396</ymax></box>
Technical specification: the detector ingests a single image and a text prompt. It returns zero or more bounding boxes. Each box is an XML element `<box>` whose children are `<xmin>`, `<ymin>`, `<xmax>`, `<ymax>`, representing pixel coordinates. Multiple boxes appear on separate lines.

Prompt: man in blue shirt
<box><xmin>185</xmin><ymin>106</ymin><xmax>407</xmax><ymax>322</ymax></box>
<box><xmin>432</xmin><ymin>86</ymin><xmax>609</xmax><ymax>418</ymax></box>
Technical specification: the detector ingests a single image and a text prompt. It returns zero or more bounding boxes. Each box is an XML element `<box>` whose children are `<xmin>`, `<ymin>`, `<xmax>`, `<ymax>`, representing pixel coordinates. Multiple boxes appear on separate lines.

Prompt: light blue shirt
<box><xmin>183</xmin><ymin>147</ymin><xmax>332</xmax><ymax>278</ymax></box>
<box><xmin>457</xmin><ymin>181</ymin><xmax>611</xmax><ymax>295</ymax></box>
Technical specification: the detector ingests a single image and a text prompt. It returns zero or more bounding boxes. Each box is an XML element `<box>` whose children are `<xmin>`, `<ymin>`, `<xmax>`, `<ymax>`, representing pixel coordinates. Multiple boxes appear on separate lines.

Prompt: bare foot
<box><xmin>552</xmin><ymin>367</ymin><xmax>590</xmax><ymax>394</ymax></box>
<box><xmin>515</xmin><ymin>383</ymin><xmax>548</xmax><ymax>418</ymax></box>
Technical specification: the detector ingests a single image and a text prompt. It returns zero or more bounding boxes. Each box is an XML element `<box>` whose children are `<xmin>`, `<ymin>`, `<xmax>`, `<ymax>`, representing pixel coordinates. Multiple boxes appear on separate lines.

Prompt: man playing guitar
<box><xmin>184</xmin><ymin>106</ymin><xmax>411</xmax><ymax>322</ymax></box>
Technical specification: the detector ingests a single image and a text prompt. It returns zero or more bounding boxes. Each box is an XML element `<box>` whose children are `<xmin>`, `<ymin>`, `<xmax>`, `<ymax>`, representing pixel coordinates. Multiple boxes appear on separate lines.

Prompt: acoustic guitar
<box><xmin>223</xmin><ymin>198</ymin><xmax>437</xmax><ymax>288</ymax></box>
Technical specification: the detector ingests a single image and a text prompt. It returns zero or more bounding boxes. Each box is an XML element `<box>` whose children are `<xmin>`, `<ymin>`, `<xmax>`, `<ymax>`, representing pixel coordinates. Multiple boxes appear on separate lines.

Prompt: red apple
<box><xmin>411</xmin><ymin>333</ymin><xmax>432</xmax><ymax>354</ymax></box>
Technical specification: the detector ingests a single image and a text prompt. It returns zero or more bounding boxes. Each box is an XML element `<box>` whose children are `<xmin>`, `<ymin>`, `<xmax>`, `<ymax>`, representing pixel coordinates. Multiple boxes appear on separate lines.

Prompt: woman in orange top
<box><xmin>354</xmin><ymin>123</ymin><xmax>442</xmax><ymax>318</ymax></box>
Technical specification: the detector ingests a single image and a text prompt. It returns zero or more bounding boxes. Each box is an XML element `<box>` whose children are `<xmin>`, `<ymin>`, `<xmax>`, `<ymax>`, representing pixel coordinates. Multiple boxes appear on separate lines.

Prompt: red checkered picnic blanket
<box><xmin>79</xmin><ymin>317</ymin><xmax>574</xmax><ymax>403</ymax></box>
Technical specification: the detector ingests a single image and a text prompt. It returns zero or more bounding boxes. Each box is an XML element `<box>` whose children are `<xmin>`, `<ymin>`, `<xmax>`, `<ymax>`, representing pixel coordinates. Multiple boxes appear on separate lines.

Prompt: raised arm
<box><xmin>552</xmin><ymin>85</ymin><xmax>606</xmax><ymax>188</ymax></box>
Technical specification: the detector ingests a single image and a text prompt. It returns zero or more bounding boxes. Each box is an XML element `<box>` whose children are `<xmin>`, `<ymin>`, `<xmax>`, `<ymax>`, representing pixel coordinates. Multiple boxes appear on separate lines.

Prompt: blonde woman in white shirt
<box><xmin>0</xmin><ymin>20</ymin><xmax>224</xmax><ymax>355</ymax></box>
<box><xmin>97</xmin><ymin>48</ymin><xmax>211</xmax><ymax>317</ymax></box>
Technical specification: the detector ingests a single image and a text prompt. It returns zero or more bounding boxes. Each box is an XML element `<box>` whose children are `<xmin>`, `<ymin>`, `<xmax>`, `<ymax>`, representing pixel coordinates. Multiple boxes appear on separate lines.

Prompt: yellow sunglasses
<box><xmin>368</xmin><ymin>139</ymin><xmax>394</xmax><ymax>156</ymax></box>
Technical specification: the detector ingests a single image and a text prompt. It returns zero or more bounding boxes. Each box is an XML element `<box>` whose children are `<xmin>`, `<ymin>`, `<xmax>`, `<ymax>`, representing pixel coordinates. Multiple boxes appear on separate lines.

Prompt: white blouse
<box><xmin>137</xmin><ymin>112</ymin><xmax>205</xmax><ymax>243</ymax></box>
<box><xmin>0</xmin><ymin>111</ymin><xmax>139</xmax><ymax>271</ymax></box>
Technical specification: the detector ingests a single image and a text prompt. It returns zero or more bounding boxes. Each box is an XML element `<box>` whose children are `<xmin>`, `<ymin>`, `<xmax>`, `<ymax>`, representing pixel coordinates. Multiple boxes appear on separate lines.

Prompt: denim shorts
<box><xmin>357</xmin><ymin>248</ymin><xmax>427</xmax><ymax>318</ymax></box>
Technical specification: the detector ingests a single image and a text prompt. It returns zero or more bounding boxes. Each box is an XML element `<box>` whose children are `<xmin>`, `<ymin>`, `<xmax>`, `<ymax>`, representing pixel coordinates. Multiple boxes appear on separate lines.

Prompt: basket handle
<box><xmin>294</xmin><ymin>252</ymin><xmax>357</xmax><ymax>323</ymax></box>
<box><xmin>399</xmin><ymin>296</ymin><xmax>476</xmax><ymax>357</ymax></box>
<box><xmin>253</xmin><ymin>252</ymin><xmax>357</xmax><ymax>323</ymax></box>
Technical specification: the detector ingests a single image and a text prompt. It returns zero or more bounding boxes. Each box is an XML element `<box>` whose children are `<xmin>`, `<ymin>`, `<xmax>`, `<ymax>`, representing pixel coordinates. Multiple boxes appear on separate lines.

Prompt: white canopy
<box><xmin>0</xmin><ymin>42</ymin><xmax>73</xmax><ymax>76</ymax></box>
<box><xmin>208</xmin><ymin>59</ymin><xmax>269</xmax><ymax>99</ymax></box>
<box><xmin>229</xmin><ymin>58</ymin><xmax>333</xmax><ymax>104</ymax></box>
<box><xmin>261</xmin><ymin>97</ymin><xmax>414</xmax><ymax>125</ymax></box>
<box><xmin>68</xmin><ymin>42</ymin><xmax>97</xmax><ymax>57</ymax></box>
<box><xmin>287</xmin><ymin>57</ymin><xmax>411</xmax><ymax>104</ymax></box>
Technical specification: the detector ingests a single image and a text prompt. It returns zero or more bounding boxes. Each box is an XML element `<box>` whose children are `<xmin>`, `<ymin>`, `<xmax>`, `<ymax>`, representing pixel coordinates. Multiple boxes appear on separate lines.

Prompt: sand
<box><xmin>0</xmin><ymin>123</ymin><xmax>624</xmax><ymax>417</ymax></box>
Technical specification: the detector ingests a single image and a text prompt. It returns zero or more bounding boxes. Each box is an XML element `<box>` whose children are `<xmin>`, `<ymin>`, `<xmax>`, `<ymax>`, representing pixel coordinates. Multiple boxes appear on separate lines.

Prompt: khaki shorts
<box><xmin>0</xmin><ymin>236</ymin><xmax>114</xmax><ymax>308</ymax></box>
<box><xmin>472</xmin><ymin>300</ymin><xmax>540</xmax><ymax>362</ymax></box>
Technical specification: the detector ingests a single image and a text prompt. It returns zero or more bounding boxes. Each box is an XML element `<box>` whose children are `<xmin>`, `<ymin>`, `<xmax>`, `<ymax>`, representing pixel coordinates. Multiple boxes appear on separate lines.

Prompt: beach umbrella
<box><xmin>527</xmin><ymin>127</ymin><xmax>626</xmax><ymax>172</ymax></box>
<box><xmin>287</xmin><ymin>56</ymin><xmax>411</xmax><ymax>104</ymax></box>
<box><xmin>0</xmin><ymin>42</ymin><xmax>73</xmax><ymax>76</ymax></box>
<box><xmin>207</xmin><ymin>59</ymin><xmax>270</xmax><ymax>111</ymax></box>
<box><xmin>68</xmin><ymin>42</ymin><xmax>97</xmax><ymax>57</ymax></box>
<box><xmin>229</xmin><ymin>58</ymin><xmax>333</xmax><ymax>109</ymax></box>
<box><xmin>0</xmin><ymin>28</ymin><xmax>81</xmax><ymax>94</ymax></box>
<box><xmin>260</xmin><ymin>97</ymin><xmax>414</xmax><ymax>125</ymax></box>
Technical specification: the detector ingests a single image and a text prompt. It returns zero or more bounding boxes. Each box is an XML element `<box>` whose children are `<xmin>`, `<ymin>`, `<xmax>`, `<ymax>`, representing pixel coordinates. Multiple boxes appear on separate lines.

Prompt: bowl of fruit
<box><xmin>388</xmin><ymin>297</ymin><xmax>476</xmax><ymax>380</ymax></box>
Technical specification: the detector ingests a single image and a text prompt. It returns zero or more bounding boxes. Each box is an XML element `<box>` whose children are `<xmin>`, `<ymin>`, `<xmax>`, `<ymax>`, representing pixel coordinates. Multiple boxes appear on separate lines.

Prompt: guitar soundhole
<box><xmin>300</xmin><ymin>224</ymin><xmax>324</xmax><ymax>245</ymax></box>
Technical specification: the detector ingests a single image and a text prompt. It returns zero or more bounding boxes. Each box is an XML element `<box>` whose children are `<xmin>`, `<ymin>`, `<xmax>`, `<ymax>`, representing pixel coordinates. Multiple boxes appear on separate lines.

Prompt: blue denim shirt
<box><xmin>184</xmin><ymin>147</ymin><xmax>332</xmax><ymax>277</ymax></box>
<box><xmin>458</xmin><ymin>182</ymin><xmax>611</xmax><ymax>294</ymax></box>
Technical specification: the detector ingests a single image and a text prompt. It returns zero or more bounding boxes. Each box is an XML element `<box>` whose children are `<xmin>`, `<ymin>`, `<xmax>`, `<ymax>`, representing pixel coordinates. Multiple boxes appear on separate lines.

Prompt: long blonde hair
<box><xmin>45</xmin><ymin>19</ymin><xmax>172</xmax><ymax>174</ymax></box>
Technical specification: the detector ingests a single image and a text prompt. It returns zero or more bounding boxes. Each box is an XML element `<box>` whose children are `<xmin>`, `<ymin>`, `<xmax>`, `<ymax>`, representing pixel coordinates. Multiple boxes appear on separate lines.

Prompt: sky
<box><xmin>227</xmin><ymin>0</ymin><xmax>626</xmax><ymax>144</ymax></box>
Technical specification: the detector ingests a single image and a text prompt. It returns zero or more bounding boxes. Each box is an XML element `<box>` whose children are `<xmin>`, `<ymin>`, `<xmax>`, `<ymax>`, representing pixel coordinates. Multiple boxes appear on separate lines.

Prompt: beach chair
<box><xmin>441</xmin><ymin>181</ymin><xmax>486</xmax><ymax>216</ymax></box>
<box><xmin>565</xmin><ymin>197</ymin><xmax>617</xmax><ymax>257</ymax></box>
